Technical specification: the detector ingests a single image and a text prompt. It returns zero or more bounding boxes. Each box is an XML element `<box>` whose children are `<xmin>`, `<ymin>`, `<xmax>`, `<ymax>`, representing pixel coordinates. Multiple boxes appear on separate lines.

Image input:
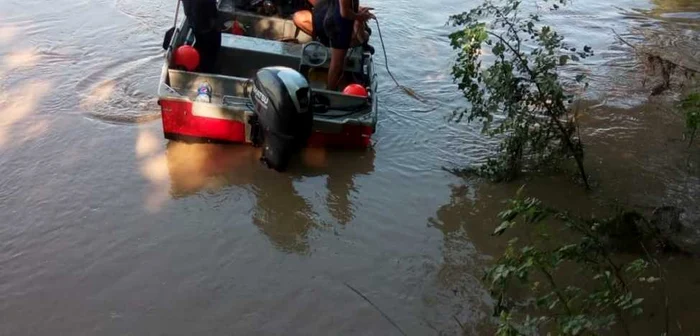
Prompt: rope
<box><xmin>374</xmin><ymin>18</ymin><xmax>401</xmax><ymax>89</ymax></box>
<box><xmin>373</xmin><ymin>17</ymin><xmax>424</xmax><ymax>102</ymax></box>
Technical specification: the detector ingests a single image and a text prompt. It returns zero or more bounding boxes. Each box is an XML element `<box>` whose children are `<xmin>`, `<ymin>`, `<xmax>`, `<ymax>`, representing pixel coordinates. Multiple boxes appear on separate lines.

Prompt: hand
<box><xmin>357</xmin><ymin>7</ymin><xmax>375</xmax><ymax>21</ymax></box>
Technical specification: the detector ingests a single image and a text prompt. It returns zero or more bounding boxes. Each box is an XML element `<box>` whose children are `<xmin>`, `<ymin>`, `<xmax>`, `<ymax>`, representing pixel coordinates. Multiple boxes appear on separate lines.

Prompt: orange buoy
<box><xmin>343</xmin><ymin>84</ymin><xmax>368</xmax><ymax>97</ymax></box>
<box><xmin>173</xmin><ymin>45</ymin><xmax>200</xmax><ymax>71</ymax></box>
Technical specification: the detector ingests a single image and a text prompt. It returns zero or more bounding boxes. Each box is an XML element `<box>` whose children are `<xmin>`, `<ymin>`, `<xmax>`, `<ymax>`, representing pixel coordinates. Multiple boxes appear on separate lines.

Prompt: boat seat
<box><xmin>217</xmin><ymin>33</ymin><xmax>303</xmax><ymax>78</ymax></box>
<box><xmin>217</xmin><ymin>5</ymin><xmax>313</xmax><ymax>43</ymax></box>
<box><xmin>217</xmin><ymin>34</ymin><xmax>366</xmax><ymax>79</ymax></box>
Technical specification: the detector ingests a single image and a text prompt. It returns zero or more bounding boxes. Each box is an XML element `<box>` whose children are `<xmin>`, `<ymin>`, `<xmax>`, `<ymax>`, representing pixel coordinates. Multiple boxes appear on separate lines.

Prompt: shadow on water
<box><xmin>164</xmin><ymin>141</ymin><xmax>375</xmax><ymax>254</ymax></box>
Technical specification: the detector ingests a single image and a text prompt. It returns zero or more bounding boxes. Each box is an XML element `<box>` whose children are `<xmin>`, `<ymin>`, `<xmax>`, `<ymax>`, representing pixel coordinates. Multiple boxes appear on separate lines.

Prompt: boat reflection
<box><xmin>164</xmin><ymin>141</ymin><xmax>375</xmax><ymax>253</ymax></box>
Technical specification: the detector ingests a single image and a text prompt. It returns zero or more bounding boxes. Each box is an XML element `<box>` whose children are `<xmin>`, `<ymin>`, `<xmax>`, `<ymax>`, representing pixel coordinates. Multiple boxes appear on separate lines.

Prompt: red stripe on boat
<box><xmin>160</xmin><ymin>99</ymin><xmax>247</xmax><ymax>143</ymax></box>
<box><xmin>160</xmin><ymin>98</ymin><xmax>373</xmax><ymax>148</ymax></box>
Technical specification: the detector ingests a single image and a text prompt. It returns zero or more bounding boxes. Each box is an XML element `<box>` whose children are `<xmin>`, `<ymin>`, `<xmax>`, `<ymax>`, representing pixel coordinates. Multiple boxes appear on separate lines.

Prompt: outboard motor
<box><xmin>249</xmin><ymin>66</ymin><xmax>312</xmax><ymax>172</ymax></box>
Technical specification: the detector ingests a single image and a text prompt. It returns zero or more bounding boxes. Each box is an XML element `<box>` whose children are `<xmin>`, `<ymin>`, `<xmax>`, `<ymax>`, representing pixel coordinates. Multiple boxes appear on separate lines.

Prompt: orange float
<box><xmin>232</xmin><ymin>21</ymin><xmax>245</xmax><ymax>35</ymax></box>
<box><xmin>173</xmin><ymin>45</ymin><xmax>200</xmax><ymax>71</ymax></box>
<box><xmin>342</xmin><ymin>84</ymin><xmax>368</xmax><ymax>97</ymax></box>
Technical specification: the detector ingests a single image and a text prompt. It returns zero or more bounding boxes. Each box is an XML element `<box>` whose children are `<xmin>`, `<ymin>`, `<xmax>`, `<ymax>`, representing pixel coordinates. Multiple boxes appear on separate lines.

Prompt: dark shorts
<box><xmin>183</xmin><ymin>0</ymin><xmax>221</xmax><ymax>73</ymax></box>
<box><xmin>313</xmin><ymin>6</ymin><xmax>353</xmax><ymax>50</ymax></box>
<box><xmin>193</xmin><ymin>30</ymin><xmax>221</xmax><ymax>73</ymax></box>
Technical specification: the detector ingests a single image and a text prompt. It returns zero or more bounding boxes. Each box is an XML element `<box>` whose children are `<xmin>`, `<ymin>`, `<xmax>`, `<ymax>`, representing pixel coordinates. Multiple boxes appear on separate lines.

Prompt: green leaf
<box><xmin>493</xmin><ymin>43</ymin><xmax>506</xmax><ymax>56</ymax></box>
<box><xmin>646</xmin><ymin>276</ymin><xmax>661</xmax><ymax>283</ymax></box>
<box><xmin>494</xmin><ymin>221</ymin><xmax>514</xmax><ymax>235</ymax></box>
<box><xmin>680</xmin><ymin>93</ymin><xmax>700</xmax><ymax>145</ymax></box>
<box><xmin>448</xmin><ymin>0</ymin><xmax>588</xmax><ymax>187</ymax></box>
<box><xmin>499</xmin><ymin>209</ymin><xmax>519</xmax><ymax>221</ymax></box>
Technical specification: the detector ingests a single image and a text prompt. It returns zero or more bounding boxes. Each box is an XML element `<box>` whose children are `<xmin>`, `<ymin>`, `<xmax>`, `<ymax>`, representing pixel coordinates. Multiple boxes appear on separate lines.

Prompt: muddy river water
<box><xmin>1</xmin><ymin>0</ymin><xmax>699</xmax><ymax>334</ymax></box>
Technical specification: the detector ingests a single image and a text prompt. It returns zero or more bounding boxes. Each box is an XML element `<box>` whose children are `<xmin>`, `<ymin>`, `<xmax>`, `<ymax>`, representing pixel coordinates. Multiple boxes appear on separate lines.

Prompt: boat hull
<box><xmin>160</xmin><ymin>98</ymin><xmax>247</xmax><ymax>143</ymax></box>
<box><xmin>159</xmin><ymin>98</ymin><xmax>374</xmax><ymax>148</ymax></box>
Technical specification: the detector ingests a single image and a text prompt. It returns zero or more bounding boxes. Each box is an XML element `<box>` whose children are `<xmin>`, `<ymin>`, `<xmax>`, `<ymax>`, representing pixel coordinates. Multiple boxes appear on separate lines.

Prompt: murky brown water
<box><xmin>1</xmin><ymin>0</ymin><xmax>699</xmax><ymax>334</ymax></box>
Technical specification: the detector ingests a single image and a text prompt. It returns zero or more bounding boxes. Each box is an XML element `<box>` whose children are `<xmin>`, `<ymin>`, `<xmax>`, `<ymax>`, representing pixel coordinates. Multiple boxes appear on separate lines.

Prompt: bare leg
<box><xmin>327</xmin><ymin>48</ymin><xmax>348</xmax><ymax>90</ymax></box>
<box><xmin>292</xmin><ymin>10</ymin><xmax>313</xmax><ymax>36</ymax></box>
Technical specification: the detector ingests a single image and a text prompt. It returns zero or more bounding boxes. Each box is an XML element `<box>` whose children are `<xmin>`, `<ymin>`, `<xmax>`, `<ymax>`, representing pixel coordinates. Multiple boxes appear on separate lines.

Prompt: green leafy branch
<box><xmin>448</xmin><ymin>0</ymin><xmax>593</xmax><ymax>188</ymax></box>
<box><xmin>484</xmin><ymin>191</ymin><xmax>662</xmax><ymax>335</ymax></box>
<box><xmin>680</xmin><ymin>93</ymin><xmax>700</xmax><ymax>147</ymax></box>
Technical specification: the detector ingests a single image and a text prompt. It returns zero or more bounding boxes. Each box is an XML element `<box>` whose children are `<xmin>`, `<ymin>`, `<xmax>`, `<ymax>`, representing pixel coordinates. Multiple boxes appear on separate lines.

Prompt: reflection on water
<box><xmin>165</xmin><ymin>141</ymin><xmax>375</xmax><ymax>253</ymax></box>
<box><xmin>0</xmin><ymin>80</ymin><xmax>52</xmax><ymax>149</ymax></box>
<box><xmin>0</xmin><ymin>25</ymin><xmax>19</xmax><ymax>43</ymax></box>
<box><xmin>3</xmin><ymin>48</ymin><xmax>41</xmax><ymax>69</ymax></box>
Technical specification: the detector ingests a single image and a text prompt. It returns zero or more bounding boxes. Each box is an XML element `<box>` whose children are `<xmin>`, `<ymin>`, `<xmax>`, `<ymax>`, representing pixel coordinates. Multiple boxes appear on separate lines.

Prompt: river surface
<box><xmin>1</xmin><ymin>0</ymin><xmax>699</xmax><ymax>335</ymax></box>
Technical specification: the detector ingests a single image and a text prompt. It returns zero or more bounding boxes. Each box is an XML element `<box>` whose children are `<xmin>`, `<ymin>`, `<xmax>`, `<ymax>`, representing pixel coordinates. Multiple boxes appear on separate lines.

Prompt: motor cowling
<box><xmin>249</xmin><ymin>66</ymin><xmax>312</xmax><ymax>172</ymax></box>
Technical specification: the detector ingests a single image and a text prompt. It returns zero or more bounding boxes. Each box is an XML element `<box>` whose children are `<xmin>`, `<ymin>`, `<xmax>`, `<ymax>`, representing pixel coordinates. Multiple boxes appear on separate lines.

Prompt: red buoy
<box><xmin>173</xmin><ymin>45</ymin><xmax>200</xmax><ymax>71</ymax></box>
<box><xmin>343</xmin><ymin>84</ymin><xmax>368</xmax><ymax>97</ymax></box>
<box><xmin>232</xmin><ymin>21</ymin><xmax>245</xmax><ymax>35</ymax></box>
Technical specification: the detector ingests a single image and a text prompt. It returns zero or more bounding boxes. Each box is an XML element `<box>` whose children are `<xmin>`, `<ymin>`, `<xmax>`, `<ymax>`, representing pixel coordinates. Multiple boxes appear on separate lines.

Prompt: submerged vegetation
<box><xmin>446</xmin><ymin>0</ymin><xmax>698</xmax><ymax>335</ymax></box>
<box><xmin>680</xmin><ymin>93</ymin><xmax>699</xmax><ymax>146</ymax></box>
<box><xmin>448</xmin><ymin>0</ymin><xmax>592</xmax><ymax>188</ymax></box>
<box><xmin>486</xmin><ymin>193</ymin><xmax>657</xmax><ymax>336</ymax></box>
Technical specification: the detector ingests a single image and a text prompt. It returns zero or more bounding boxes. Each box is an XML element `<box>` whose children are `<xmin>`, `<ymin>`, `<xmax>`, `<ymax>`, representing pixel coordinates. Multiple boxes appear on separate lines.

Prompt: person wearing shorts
<box><xmin>294</xmin><ymin>0</ymin><xmax>370</xmax><ymax>45</ymax></box>
<box><xmin>311</xmin><ymin>0</ymin><xmax>374</xmax><ymax>90</ymax></box>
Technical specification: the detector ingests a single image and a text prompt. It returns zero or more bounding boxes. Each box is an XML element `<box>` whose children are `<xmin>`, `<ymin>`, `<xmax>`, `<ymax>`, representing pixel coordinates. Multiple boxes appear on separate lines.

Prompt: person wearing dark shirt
<box><xmin>182</xmin><ymin>0</ymin><xmax>221</xmax><ymax>73</ymax></box>
<box><xmin>294</xmin><ymin>0</ymin><xmax>371</xmax><ymax>47</ymax></box>
<box><xmin>312</xmin><ymin>0</ymin><xmax>374</xmax><ymax>90</ymax></box>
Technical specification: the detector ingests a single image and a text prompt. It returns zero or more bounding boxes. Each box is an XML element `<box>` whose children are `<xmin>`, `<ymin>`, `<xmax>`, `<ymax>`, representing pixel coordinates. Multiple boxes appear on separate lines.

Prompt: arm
<box><xmin>340</xmin><ymin>1</ymin><xmax>374</xmax><ymax>22</ymax></box>
<box><xmin>308</xmin><ymin>0</ymin><xmax>317</xmax><ymax>6</ymax></box>
<box><xmin>339</xmin><ymin>0</ymin><xmax>357</xmax><ymax>20</ymax></box>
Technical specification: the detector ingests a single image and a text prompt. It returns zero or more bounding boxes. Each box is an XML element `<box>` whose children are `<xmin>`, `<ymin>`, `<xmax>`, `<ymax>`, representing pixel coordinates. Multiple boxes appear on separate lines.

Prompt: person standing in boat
<box><xmin>293</xmin><ymin>0</ymin><xmax>372</xmax><ymax>49</ymax></box>
<box><xmin>182</xmin><ymin>0</ymin><xmax>221</xmax><ymax>73</ymax></box>
<box><xmin>310</xmin><ymin>0</ymin><xmax>374</xmax><ymax>90</ymax></box>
